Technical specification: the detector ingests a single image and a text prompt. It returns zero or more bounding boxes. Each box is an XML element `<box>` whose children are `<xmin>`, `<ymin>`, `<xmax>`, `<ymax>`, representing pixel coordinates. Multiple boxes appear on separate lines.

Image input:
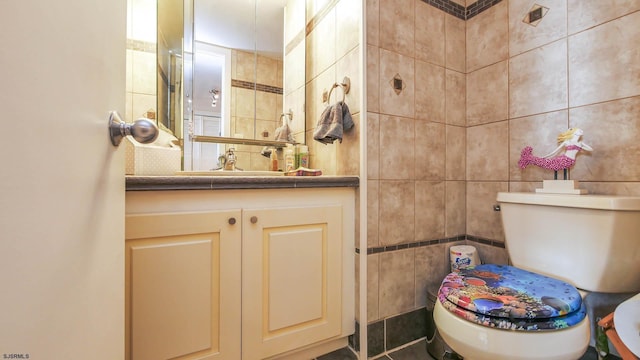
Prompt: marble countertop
<box><xmin>126</xmin><ymin>175</ymin><xmax>360</xmax><ymax>191</ymax></box>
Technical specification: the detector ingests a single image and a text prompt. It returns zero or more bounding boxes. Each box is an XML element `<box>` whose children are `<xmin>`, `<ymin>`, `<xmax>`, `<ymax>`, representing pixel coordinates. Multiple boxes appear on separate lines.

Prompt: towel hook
<box><xmin>323</xmin><ymin>76</ymin><xmax>351</xmax><ymax>104</ymax></box>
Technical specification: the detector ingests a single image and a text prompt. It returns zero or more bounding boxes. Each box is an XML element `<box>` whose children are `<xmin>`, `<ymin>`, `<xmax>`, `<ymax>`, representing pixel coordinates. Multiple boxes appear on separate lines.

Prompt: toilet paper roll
<box><xmin>450</xmin><ymin>245</ymin><xmax>480</xmax><ymax>272</ymax></box>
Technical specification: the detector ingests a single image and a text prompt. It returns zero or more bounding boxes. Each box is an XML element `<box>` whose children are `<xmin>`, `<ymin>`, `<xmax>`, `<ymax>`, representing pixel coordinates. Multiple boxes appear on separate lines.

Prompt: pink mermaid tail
<box><xmin>518</xmin><ymin>146</ymin><xmax>576</xmax><ymax>171</ymax></box>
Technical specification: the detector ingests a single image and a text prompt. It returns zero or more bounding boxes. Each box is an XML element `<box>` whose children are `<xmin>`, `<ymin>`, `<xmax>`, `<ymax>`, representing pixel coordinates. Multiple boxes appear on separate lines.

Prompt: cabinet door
<box><xmin>125</xmin><ymin>210</ymin><xmax>241</xmax><ymax>360</ymax></box>
<box><xmin>242</xmin><ymin>205</ymin><xmax>343</xmax><ymax>359</ymax></box>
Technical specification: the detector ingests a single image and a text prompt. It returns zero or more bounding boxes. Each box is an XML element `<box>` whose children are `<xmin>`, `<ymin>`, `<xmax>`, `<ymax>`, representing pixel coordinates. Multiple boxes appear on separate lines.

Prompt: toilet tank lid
<box><xmin>497</xmin><ymin>192</ymin><xmax>640</xmax><ymax>211</ymax></box>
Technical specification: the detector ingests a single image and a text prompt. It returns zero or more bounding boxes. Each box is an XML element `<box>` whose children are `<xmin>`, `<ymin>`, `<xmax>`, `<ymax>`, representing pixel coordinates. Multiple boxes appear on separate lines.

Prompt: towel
<box><xmin>274</xmin><ymin>117</ymin><xmax>294</xmax><ymax>143</ymax></box>
<box><xmin>313</xmin><ymin>101</ymin><xmax>354</xmax><ymax>144</ymax></box>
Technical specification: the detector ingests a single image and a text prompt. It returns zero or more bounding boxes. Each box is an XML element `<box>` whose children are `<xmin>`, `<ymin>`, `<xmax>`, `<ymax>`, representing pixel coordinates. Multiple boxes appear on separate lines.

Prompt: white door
<box><xmin>0</xmin><ymin>1</ymin><xmax>125</xmax><ymax>359</ymax></box>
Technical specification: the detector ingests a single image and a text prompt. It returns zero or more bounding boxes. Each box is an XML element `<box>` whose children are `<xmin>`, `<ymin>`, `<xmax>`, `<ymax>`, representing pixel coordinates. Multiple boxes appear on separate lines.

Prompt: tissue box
<box><xmin>124</xmin><ymin>137</ymin><xmax>181</xmax><ymax>175</ymax></box>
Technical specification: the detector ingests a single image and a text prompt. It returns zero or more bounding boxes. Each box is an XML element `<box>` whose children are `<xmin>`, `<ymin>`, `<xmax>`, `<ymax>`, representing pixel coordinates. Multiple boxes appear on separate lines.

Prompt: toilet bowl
<box><xmin>434</xmin><ymin>301</ymin><xmax>590</xmax><ymax>360</ymax></box>
<box><xmin>433</xmin><ymin>192</ymin><xmax>640</xmax><ymax>360</ymax></box>
<box><xmin>434</xmin><ymin>264</ymin><xmax>589</xmax><ymax>360</ymax></box>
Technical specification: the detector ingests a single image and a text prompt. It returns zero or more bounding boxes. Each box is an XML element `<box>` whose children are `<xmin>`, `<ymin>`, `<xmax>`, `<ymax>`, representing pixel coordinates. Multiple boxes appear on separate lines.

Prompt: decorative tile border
<box><xmin>421</xmin><ymin>0</ymin><xmax>466</xmax><ymax>20</ymax></box>
<box><xmin>306</xmin><ymin>0</ymin><xmax>340</xmax><ymax>36</ymax></box>
<box><xmin>421</xmin><ymin>0</ymin><xmax>503</xmax><ymax>20</ymax></box>
<box><xmin>231</xmin><ymin>79</ymin><xmax>283</xmax><ymax>95</ymax></box>
<box><xmin>285</xmin><ymin>28</ymin><xmax>305</xmax><ymax>56</ymax></box>
<box><xmin>466</xmin><ymin>234</ymin><xmax>506</xmax><ymax>248</ymax></box>
<box><xmin>466</xmin><ymin>0</ymin><xmax>504</xmax><ymax>19</ymax></box>
<box><xmin>357</xmin><ymin>234</ymin><xmax>504</xmax><ymax>254</ymax></box>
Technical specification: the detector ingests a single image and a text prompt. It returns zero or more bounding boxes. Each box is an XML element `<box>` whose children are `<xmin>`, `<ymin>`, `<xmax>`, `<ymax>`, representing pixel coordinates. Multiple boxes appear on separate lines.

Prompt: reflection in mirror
<box><xmin>182</xmin><ymin>0</ymin><xmax>306</xmax><ymax>172</ymax></box>
<box><xmin>125</xmin><ymin>0</ymin><xmax>156</xmax><ymax>126</ymax></box>
<box><xmin>157</xmin><ymin>0</ymin><xmax>184</xmax><ymax>139</ymax></box>
<box><xmin>184</xmin><ymin>41</ymin><xmax>230</xmax><ymax>170</ymax></box>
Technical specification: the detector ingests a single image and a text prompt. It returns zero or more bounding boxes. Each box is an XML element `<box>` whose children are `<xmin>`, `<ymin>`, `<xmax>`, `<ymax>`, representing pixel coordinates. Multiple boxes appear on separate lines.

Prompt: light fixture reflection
<box><xmin>209</xmin><ymin>88</ymin><xmax>220</xmax><ymax>107</ymax></box>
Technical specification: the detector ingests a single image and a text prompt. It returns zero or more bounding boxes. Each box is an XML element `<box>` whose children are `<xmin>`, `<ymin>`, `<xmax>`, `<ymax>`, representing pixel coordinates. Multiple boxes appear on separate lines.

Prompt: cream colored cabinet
<box><xmin>125</xmin><ymin>210</ymin><xmax>242</xmax><ymax>360</ymax></box>
<box><xmin>125</xmin><ymin>188</ymin><xmax>355</xmax><ymax>360</ymax></box>
<box><xmin>242</xmin><ymin>205</ymin><xmax>344</xmax><ymax>359</ymax></box>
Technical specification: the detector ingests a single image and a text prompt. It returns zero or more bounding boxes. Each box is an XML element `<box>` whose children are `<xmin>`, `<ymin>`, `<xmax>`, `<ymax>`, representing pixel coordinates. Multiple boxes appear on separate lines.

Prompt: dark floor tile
<box><xmin>349</xmin><ymin>322</ymin><xmax>360</xmax><ymax>351</ymax></box>
<box><xmin>368</xmin><ymin>320</ymin><xmax>385</xmax><ymax>358</ymax></box>
<box><xmin>580</xmin><ymin>347</ymin><xmax>598</xmax><ymax>360</ymax></box>
<box><xmin>316</xmin><ymin>347</ymin><xmax>358</xmax><ymax>360</ymax></box>
<box><xmin>384</xmin><ymin>343</ymin><xmax>618</xmax><ymax>360</ymax></box>
<box><xmin>580</xmin><ymin>346</ymin><xmax>621</xmax><ymax>360</ymax></box>
<box><xmin>388</xmin><ymin>341</ymin><xmax>434</xmax><ymax>360</ymax></box>
<box><xmin>386</xmin><ymin>308</ymin><xmax>427</xmax><ymax>350</ymax></box>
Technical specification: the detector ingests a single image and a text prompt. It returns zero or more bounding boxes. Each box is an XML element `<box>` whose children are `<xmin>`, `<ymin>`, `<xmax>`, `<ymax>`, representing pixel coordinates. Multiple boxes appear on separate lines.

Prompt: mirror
<box><xmin>158</xmin><ymin>0</ymin><xmax>307</xmax><ymax>171</ymax></box>
<box><xmin>157</xmin><ymin>0</ymin><xmax>184</xmax><ymax>139</ymax></box>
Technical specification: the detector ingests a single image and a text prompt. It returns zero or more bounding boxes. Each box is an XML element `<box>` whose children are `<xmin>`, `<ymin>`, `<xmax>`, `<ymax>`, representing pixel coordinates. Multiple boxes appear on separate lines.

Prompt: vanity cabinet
<box><xmin>125</xmin><ymin>187</ymin><xmax>355</xmax><ymax>360</ymax></box>
<box><xmin>242</xmin><ymin>205</ymin><xmax>344</xmax><ymax>359</ymax></box>
<box><xmin>125</xmin><ymin>210</ymin><xmax>242</xmax><ymax>360</ymax></box>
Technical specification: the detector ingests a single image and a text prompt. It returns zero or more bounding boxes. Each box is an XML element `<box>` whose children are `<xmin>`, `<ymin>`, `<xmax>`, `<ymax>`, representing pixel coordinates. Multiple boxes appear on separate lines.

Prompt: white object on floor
<box><xmin>613</xmin><ymin>293</ymin><xmax>640</xmax><ymax>357</ymax></box>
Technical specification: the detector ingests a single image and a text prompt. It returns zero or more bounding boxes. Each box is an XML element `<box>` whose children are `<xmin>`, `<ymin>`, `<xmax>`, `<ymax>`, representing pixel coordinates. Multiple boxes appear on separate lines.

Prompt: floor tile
<box><xmin>384</xmin><ymin>343</ymin><xmax>619</xmax><ymax>360</ymax></box>
<box><xmin>316</xmin><ymin>344</ymin><xmax>621</xmax><ymax>360</ymax></box>
<box><xmin>579</xmin><ymin>346</ymin><xmax>621</xmax><ymax>360</ymax></box>
<box><xmin>316</xmin><ymin>347</ymin><xmax>358</xmax><ymax>360</ymax></box>
<box><xmin>388</xmin><ymin>341</ymin><xmax>434</xmax><ymax>360</ymax></box>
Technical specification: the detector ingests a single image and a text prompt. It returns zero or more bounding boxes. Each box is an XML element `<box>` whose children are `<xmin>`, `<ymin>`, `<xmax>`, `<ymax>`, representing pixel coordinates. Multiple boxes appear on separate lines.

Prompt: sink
<box><xmin>176</xmin><ymin>170</ymin><xmax>285</xmax><ymax>176</ymax></box>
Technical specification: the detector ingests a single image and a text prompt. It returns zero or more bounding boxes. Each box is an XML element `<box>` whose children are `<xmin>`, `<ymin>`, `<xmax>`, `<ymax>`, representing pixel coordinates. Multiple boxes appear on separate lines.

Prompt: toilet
<box><xmin>434</xmin><ymin>192</ymin><xmax>640</xmax><ymax>360</ymax></box>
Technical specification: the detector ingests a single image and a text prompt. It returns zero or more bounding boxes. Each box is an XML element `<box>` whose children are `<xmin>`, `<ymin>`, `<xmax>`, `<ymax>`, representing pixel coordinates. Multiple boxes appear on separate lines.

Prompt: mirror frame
<box><xmin>156</xmin><ymin>0</ymin><xmax>185</xmax><ymax>139</ymax></box>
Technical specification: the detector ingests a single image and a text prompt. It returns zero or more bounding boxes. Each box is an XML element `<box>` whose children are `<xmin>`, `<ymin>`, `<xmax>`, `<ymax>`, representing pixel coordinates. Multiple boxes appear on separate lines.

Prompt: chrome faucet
<box><xmin>224</xmin><ymin>148</ymin><xmax>236</xmax><ymax>170</ymax></box>
<box><xmin>214</xmin><ymin>148</ymin><xmax>243</xmax><ymax>171</ymax></box>
<box><xmin>217</xmin><ymin>147</ymin><xmax>239</xmax><ymax>171</ymax></box>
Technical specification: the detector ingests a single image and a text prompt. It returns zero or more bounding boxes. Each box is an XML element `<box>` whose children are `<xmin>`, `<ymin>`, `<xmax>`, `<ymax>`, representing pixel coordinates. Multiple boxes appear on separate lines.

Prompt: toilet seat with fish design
<box><xmin>437</xmin><ymin>264</ymin><xmax>587</xmax><ymax>331</ymax></box>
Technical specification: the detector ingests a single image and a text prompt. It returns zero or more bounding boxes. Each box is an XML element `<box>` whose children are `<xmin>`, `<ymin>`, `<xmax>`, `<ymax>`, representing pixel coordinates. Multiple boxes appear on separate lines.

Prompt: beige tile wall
<box><xmin>126</xmin><ymin>48</ymin><xmax>157</xmax><ymax>123</ymax></box>
<box><xmin>126</xmin><ymin>0</ymin><xmax>157</xmax><ymax>123</ymax></box>
<box><xmin>228</xmin><ymin>50</ymin><xmax>283</xmax><ymax>171</ymax></box>
<box><xmin>466</xmin><ymin>1</ymin><xmax>508</xmax><ymax>72</ymax></box>
<box><xmin>364</xmin><ymin>0</ymin><xmax>640</xmax><ymax>327</ymax></box>
<box><xmin>568</xmin><ymin>10</ymin><xmax>640</xmax><ymax>107</ymax></box>
<box><xmin>508</xmin><ymin>0</ymin><xmax>566</xmax><ymax>57</ymax></box>
<box><xmin>509</xmin><ymin>39</ymin><xmax>568</xmax><ymax>118</ymax></box>
<box><xmin>365</xmin><ymin>0</ymin><xmax>467</xmax><ymax>323</ymax></box>
<box><xmin>467</xmin><ymin>0</ymin><xmax>640</xmax><ymax>247</ymax></box>
<box><xmin>306</xmin><ymin>0</ymin><xmax>361</xmax><ymax>175</ymax></box>
<box><xmin>466</xmin><ymin>60</ymin><xmax>508</xmax><ymax>125</ymax></box>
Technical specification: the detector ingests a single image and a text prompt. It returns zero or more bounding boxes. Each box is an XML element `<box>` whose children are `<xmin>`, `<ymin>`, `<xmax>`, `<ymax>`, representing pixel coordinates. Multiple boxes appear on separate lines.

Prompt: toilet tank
<box><xmin>497</xmin><ymin>192</ymin><xmax>640</xmax><ymax>293</ymax></box>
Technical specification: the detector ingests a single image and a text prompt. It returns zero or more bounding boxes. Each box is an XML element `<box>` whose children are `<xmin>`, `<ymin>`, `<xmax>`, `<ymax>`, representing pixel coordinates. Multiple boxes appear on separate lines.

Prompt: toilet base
<box><xmin>426</xmin><ymin>287</ymin><xmax>462</xmax><ymax>360</ymax></box>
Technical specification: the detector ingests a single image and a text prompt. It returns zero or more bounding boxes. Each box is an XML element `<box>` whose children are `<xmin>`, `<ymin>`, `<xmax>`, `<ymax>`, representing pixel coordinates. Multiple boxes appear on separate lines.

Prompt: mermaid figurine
<box><xmin>518</xmin><ymin>128</ymin><xmax>593</xmax><ymax>179</ymax></box>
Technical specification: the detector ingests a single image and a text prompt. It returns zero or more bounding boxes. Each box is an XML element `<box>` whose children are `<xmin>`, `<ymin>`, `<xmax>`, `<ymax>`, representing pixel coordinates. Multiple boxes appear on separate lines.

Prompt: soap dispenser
<box><xmin>270</xmin><ymin>149</ymin><xmax>278</xmax><ymax>171</ymax></box>
<box><xmin>298</xmin><ymin>145</ymin><xmax>309</xmax><ymax>168</ymax></box>
<box><xmin>284</xmin><ymin>145</ymin><xmax>295</xmax><ymax>172</ymax></box>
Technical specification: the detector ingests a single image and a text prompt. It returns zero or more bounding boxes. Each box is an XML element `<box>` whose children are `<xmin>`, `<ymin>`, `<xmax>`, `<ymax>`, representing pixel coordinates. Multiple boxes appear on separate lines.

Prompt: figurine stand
<box><xmin>536</xmin><ymin>180</ymin><xmax>588</xmax><ymax>195</ymax></box>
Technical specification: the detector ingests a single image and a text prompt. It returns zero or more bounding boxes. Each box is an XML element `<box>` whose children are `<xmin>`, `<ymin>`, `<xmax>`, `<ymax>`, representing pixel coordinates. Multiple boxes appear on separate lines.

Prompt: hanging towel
<box><xmin>313</xmin><ymin>101</ymin><xmax>354</xmax><ymax>144</ymax></box>
<box><xmin>274</xmin><ymin>115</ymin><xmax>294</xmax><ymax>143</ymax></box>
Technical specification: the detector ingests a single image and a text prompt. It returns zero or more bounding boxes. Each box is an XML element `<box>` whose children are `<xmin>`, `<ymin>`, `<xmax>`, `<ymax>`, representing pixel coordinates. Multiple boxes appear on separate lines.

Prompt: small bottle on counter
<box><xmin>284</xmin><ymin>146</ymin><xmax>295</xmax><ymax>172</ymax></box>
<box><xmin>294</xmin><ymin>144</ymin><xmax>301</xmax><ymax>169</ymax></box>
<box><xmin>270</xmin><ymin>149</ymin><xmax>278</xmax><ymax>171</ymax></box>
<box><xmin>298</xmin><ymin>145</ymin><xmax>309</xmax><ymax>168</ymax></box>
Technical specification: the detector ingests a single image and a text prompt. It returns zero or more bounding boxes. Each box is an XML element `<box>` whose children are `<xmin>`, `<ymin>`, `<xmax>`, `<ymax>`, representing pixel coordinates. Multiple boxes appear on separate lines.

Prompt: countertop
<box><xmin>126</xmin><ymin>175</ymin><xmax>360</xmax><ymax>191</ymax></box>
